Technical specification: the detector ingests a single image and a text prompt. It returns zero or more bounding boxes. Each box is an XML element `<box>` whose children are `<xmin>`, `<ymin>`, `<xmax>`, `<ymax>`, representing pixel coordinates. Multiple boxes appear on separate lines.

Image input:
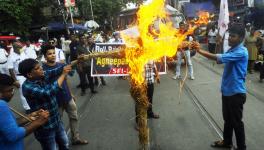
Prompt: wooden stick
<box><xmin>9</xmin><ymin>106</ymin><xmax>32</xmax><ymax>122</ymax></box>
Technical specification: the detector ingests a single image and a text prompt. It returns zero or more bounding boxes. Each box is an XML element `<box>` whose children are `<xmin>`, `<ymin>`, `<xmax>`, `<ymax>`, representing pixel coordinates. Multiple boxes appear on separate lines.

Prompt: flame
<box><xmin>121</xmin><ymin>0</ymin><xmax>209</xmax><ymax>85</ymax></box>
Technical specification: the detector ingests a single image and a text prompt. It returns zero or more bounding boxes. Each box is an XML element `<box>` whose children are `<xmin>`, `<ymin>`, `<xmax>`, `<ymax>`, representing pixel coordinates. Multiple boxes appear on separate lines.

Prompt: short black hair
<box><xmin>0</xmin><ymin>73</ymin><xmax>14</xmax><ymax>89</ymax></box>
<box><xmin>179</xmin><ymin>21</ymin><xmax>185</xmax><ymax>26</ymax></box>
<box><xmin>41</xmin><ymin>44</ymin><xmax>55</xmax><ymax>56</ymax></box>
<box><xmin>18</xmin><ymin>59</ymin><xmax>39</xmax><ymax>78</ymax></box>
<box><xmin>228</xmin><ymin>23</ymin><xmax>246</xmax><ymax>39</ymax></box>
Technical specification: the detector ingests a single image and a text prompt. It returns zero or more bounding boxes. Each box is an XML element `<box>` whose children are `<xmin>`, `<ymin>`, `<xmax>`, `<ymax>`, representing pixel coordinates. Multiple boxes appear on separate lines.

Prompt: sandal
<box><xmin>211</xmin><ymin>140</ymin><xmax>232</xmax><ymax>148</ymax></box>
<box><xmin>72</xmin><ymin>139</ymin><xmax>89</xmax><ymax>145</ymax></box>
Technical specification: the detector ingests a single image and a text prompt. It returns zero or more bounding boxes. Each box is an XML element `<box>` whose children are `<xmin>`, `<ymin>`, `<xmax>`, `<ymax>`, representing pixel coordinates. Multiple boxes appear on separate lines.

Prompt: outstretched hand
<box><xmin>191</xmin><ymin>41</ymin><xmax>200</xmax><ymax>52</ymax></box>
<box><xmin>63</xmin><ymin>65</ymin><xmax>72</xmax><ymax>75</ymax></box>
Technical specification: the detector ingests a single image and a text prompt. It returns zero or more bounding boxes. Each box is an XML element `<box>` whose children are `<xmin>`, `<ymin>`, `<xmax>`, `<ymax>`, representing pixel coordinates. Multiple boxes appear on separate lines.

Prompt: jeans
<box><xmin>59</xmin><ymin>99</ymin><xmax>79</xmax><ymax>141</ymax></box>
<box><xmin>222</xmin><ymin>93</ymin><xmax>246</xmax><ymax>150</ymax></box>
<box><xmin>175</xmin><ymin>50</ymin><xmax>194</xmax><ymax>77</ymax></box>
<box><xmin>35</xmin><ymin>122</ymin><xmax>69</xmax><ymax>150</ymax></box>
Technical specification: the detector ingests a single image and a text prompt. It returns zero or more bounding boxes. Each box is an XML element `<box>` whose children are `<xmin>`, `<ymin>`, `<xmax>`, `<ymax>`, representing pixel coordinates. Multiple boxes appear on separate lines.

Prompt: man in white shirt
<box><xmin>7</xmin><ymin>42</ymin><xmax>31</xmax><ymax>113</ymax></box>
<box><xmin>61</xmin><ymin>36</ymin><xmax>71</xmax><ymax>63</ymax></box>
<box><xmin>208</xmin><ymin>25</ymin><xmax>218</xmax><ymax>53</ymax></box>
<box><xmin>0</xmin><ymin>44</ymin><xmax>9</xmax><ymax>75</ymax></box>
<box><xmin>109</xmin><ymin>32</ymin><xmax>123</xmax><ymax>43</ymax></box>
<box><xmin>22</xmin><ymin>39</ymin><xmax>37</xmax><ymax>59</ymax></box>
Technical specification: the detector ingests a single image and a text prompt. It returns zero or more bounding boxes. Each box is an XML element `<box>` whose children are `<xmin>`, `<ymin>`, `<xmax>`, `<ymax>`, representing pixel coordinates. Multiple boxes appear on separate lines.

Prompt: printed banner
<box><xmin>91</xmin><ymin>43</ymin><xmax>166</xmax><ymax>77</ymax></box>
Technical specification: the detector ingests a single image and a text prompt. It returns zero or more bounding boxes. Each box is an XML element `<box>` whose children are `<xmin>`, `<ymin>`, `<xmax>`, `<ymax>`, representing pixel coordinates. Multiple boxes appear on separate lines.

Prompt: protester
<box><xmin>7</xmin><ymin>42</ymin><xmax>31</xmax><ymax>113</ymax></box>
<box><xmin>18</xmin><ymin>58</ymin><xmax>72</xmax><ymax>150</ymax></box>
<box><xmin>41</xmin><ymin>39</ymin><xmax>65</xmax><ymax>63</ymax></box>
<box><xmin>77</xmin><ymin>35</ymin><xmax>97</xmax><ymax>96</ymax></box>
<box><xmin>195</xmin><ymin>23</ymin><xmax>248</xmax><ymax>150</ymax></box>
<box><xmin>69</xmin><ymin>35</ymin><xmax>86</xmax><ymax>88</ymax></box>
<box><xmin>22</xmin><ymin>39</ymin><xmax>37</xmax><ymax>59</ymax></box>
<box><xmin>109</xmin><ymin>32</ymin><xmax>123</xmax><ymax>43</ymax></box>
<box><xmin>245</xmin><ymin>27</ymin><xmax>258</xmax><ymax>74</ymax></box>
<box><xmin>41</xmin><ymin>44</ymin><xmax>88</xmax><ymax>145</ymax></box>
<box><xmin>135</xmin><ymin>60</ymin><xmax>160</xmax><ymax>130</ymax></box>
<box><xmin>172</xmin><ymin>21</ymin><xmax>195</xmax><ymax>80</ymax></box>
<box><xmin>0</xmin><ymin>73</ymin><xmax>49</xmax><ymax>150</ymax></box>
<box><xmin>0</xmin><ymin>44</ymin><xmax>9</xmax><ymax>75</ymax></box>
<box><xmin>208</xmin><ymin>25</ymin><xmax>218</xmax><ymax>53</ymax></box>
<box><xmin>61</xmin><ymin>36</ymin><xmax>71</xmax><ymax>63</ymax></box>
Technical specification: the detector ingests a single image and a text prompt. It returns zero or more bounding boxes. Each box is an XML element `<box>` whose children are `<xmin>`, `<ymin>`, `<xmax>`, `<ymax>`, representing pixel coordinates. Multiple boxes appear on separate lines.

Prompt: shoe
<box><xmin>91</xmin><ymin>90</ymin><xmax>97</xmax><ymax>94</ymax></box>
<box><xmin>148</xmin><ymin>113</ymin><xmax>160</xmax><ymax>119</ymax></box>
<box><xmin>190</xmin><ymin>76</ymin><xmax>195</xmax><ymax>80</ymax></box>
<box><xmin>211</xmin><ymin>140</ymin><xmax>232</xmax><ymax>148</ymax></box>
<box><xmin>172</xmin><ymin>75</ymin><xmax>181</xmax><ymax>80</ymax></box>
<box><xmin>80</xmin><ymin>91</ymin><xmax>86</xmax><ymax>96</ymax></box>
<box><xmin>72</xmin><ymin>138</ymin><xmax>89</xmax><ymax>145</ymax></box>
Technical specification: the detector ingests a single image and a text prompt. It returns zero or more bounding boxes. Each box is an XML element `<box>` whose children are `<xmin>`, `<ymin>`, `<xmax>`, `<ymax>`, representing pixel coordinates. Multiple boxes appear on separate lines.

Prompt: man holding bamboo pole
<box><xmin>18</xmin><ymin>58</ymin><xmax>73</xmax><ymax>150</ymax></box>
<box><xmin>0</xmin><ymin>73</ymin><xmax>49</xmax><ymax>150</ymax></box>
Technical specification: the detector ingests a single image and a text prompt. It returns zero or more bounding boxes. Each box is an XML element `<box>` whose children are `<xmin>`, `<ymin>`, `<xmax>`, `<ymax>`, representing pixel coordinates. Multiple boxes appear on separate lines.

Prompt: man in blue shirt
<box><xmin>0</xmin><ymin>73</ymin><xmax>49</xmax><ymax>150</ymax></box>
<box><xmin>18</xmin><ymin>58</ymin><xmax>72</xmax><ymax>150</ymax></box>
<box><xmin>41</xmin><ymin>44</ymin><xmax>88</xmax><ymax>145</ymax></box>
<box><xmin>196</xmin><ymin>23</ymin><xmax>248</xmax><ymax>150</ymax></box>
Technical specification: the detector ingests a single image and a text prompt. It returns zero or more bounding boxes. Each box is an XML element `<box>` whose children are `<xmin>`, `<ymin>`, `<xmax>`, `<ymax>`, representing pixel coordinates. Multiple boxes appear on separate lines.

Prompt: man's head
<box><xmin>0</xmin><ymin>74</ymin><xmax>15</xmax><ymax>102</ymax></box>
<box><xmin>70</xmin><ymin>35</ymin><xmax>76</xmax><ymax>41</ymax></box>
<box><xmin>18</xmin><ymin>59</ymin><xmax>44</xmax><ymax>80</ymax></box>
<box><xmin>48</xmin><ymin>39</ymin><xmax>56</xmax><ymax>47</ymax></box>
<box><xmin>79</xmin><ymin>35</ymin><xmax>87</xmax><ymax>45</ymax></box>
<box><xmin>25</xmin><ymin>39</ymin><xmax>31</xmax><ymax>46</ymax></box>
<box><xmin>113</xmin><ymin>32</ymin><xmax>120</xmax><ymax>40</ymax></box>
<box><xmin>41</xmin><ymin>45</ymin><xmax>56</xmax><ymax>63</ymax></box>
<box><xmin>179</xmin><ymin>21</ymin><xmax>187</xmax><ymax>32</ymax></box>
<box><xmin>13</xmin><ymin>42</ymin><xmax>23</xmax><ymax>54</ymax></box>
<box><xmin>228</xmin><ymin>23</ymin><xmax>245</xmax><ymax>48</ymax></box>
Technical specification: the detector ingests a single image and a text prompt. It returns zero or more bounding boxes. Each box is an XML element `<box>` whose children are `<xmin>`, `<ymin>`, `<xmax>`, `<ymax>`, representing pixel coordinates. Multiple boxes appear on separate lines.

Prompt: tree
<box><xmin>0</xmin><ymin>0</ymin><xmax>37</xmax><ymax>35</ymax></box>
<box><xmin>76</xmin><ymin>0</ymin><xmax>144</xmax><ymax>30</ymax></box>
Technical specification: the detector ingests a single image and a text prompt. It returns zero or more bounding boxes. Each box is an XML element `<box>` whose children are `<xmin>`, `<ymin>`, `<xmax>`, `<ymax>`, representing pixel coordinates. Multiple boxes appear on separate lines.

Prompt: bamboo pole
<box><xmin>9</xmin><ymin>106</ymin><xmax>32</xmax><ymax>122</ymax></box>
<box><xmin>130</xmin><ymin>81</ymin><xmax>149</xmax><ymax>149</ymax></box>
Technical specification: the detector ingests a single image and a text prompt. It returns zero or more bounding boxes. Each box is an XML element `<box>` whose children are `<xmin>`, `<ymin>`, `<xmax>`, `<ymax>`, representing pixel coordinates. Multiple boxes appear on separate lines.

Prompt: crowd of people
<box><xmin>0</xmin><ymin>30</ymin><xmax>126</xmax><ymax>149</ymax></box>
<box><xmin>0</xmin><ymin>20</ymin><xmax>263</xmax><ymax>150</ymax></box>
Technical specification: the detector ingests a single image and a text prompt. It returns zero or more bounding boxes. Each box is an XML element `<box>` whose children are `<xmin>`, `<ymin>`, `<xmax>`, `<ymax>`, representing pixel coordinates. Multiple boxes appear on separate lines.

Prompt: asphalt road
<box><xmin>7</xmin><ymin>54</ymin><xmax>264</xmax><ymax>150</ymax></box>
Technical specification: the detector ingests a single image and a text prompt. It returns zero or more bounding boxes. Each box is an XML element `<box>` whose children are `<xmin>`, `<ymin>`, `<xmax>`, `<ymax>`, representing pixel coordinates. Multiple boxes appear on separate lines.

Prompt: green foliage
<box><xmin>77</xmin><ymin>0</ymin><xmax>143</xmax><ymax>30</ymax></box>
<box><xmin>0</xmin><ymin>0</ymin><xmax>37</xmax><ymax>35</ymax></box>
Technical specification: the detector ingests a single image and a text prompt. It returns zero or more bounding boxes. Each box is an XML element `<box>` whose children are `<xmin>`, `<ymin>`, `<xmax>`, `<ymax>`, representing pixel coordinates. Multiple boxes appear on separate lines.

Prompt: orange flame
<box><xmin>121</xmin><ymin>0</ymin><xmax>209</xmax><ymax>85</ymax></box>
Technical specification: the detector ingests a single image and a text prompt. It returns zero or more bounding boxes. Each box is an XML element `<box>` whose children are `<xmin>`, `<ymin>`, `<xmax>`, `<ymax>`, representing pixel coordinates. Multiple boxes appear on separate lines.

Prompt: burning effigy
<box><xmin>83</xmin><ymin>0</ymin><xmax>209</xmax><ymax>149</ymax></box>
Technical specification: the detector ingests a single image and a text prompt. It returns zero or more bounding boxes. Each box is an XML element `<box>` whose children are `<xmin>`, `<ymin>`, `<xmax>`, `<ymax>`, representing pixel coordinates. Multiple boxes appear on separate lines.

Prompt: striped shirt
<box><xmin>144</xmin><ymin>60</ymin><xmax>156</xmax><ymax>84</ymax></box>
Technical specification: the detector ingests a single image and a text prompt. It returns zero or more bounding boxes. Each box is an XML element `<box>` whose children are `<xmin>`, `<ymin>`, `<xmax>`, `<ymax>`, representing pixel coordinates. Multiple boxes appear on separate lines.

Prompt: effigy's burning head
<box><xmin>121</xmin><ymin>0</ymin><xmax>209</xmax><ymax>86</ymax></box>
